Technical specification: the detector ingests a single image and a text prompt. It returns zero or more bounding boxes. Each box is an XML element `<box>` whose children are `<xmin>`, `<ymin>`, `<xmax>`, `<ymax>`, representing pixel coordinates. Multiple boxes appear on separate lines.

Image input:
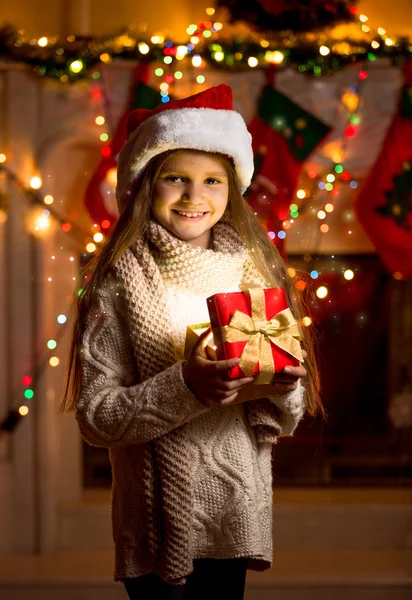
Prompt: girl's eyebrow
<box><xmin>161</xmin><ymin>169</ymin><xmax>228</xmax><ymax>178</ymax></box>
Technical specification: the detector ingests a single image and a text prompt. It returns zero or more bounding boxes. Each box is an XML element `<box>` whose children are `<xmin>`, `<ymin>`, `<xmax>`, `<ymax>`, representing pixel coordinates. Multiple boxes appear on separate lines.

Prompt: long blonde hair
<box><xmin>61</xmin><ymin>150</ymin><xmax>322</xmax><ymax>416</ymax></box>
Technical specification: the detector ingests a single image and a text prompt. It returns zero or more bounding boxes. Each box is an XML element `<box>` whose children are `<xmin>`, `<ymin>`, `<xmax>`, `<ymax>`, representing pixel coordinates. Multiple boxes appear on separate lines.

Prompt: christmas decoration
<box><xmin>84</xmin><ymin>64</ymin><xmax>160</xmax><ymax>226</ymax></box>
<box><xmin>0</xmin><ymin>4</ymin><xmax>411</xmax><ymax>84</ymax></box>
<box><xmin>218</xmin><ymin>0</ymin><xmax>356</xmax><ymax>33</ymax></box>
<box><xmin>247</xmin><ymin>79</ymin><xmax>331</xmax><ymax>251</ymax></box>
<box><xmin>355</xmin><ymin>60</ymin><xmax>412</xmax><ymax>279</ymax></box>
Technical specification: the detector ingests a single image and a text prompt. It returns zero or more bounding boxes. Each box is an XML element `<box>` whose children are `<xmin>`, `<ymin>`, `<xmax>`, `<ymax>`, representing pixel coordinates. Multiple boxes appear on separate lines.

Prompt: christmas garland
<box><xmin>0</xmin><ymin>19</ymin><xmax>411</xmax><ymax>83</ymax></box>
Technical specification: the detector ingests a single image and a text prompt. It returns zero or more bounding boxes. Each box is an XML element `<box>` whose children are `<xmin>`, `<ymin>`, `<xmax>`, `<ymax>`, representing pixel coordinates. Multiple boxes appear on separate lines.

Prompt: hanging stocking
<box><xmin>355</xmin><ymin>60</ymin><xmax>412</xmax><ymax>279</ymax></box>
<box><xmin>84</xmin><ymin>63</ymin><xmax>160</xmax><ymax>227</ymax></box>
<box><xmin>248</xmin><ymin>71</ymin><xmax>331</xmax><ymax>252</ymax></box>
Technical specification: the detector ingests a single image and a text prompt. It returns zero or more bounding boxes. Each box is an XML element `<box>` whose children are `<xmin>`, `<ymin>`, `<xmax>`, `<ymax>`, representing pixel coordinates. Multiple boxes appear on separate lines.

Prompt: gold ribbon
<box><xmin>219</xmin><ymin>286</ymin><xmax>303</xmax><ymax>384</ymax></box>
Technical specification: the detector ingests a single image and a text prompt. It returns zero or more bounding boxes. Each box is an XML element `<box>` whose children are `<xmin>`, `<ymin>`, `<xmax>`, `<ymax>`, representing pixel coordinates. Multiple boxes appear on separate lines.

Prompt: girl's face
<box><xmin>152</xmin><ymin>151</ymin><xmax>229</xmax><ymax>249</ymax></box>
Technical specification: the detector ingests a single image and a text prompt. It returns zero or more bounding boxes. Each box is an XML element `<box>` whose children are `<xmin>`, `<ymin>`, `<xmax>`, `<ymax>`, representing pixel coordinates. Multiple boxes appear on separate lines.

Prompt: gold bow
<box><xmin>219</xmin><ymin>286</ymin><xmax>303</xmax><ymax>384</ymax></box>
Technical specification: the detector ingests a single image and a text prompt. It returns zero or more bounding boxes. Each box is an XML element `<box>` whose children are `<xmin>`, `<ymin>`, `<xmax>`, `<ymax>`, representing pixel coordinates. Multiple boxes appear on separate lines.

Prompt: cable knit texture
<box><xmin>76</xmin><ymin>219</ymin><xmax>305</xmax><ymax>584</ymax></box>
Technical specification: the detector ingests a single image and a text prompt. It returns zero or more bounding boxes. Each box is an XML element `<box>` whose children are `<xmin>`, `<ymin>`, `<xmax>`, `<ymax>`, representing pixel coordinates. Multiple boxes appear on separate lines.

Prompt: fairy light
<box><xmin>69</xmin><ymin>60</ymin><xmax>83</xmax><ymax>73</ymax></box>
<box><xmin>320</xmin><ymin>224</ymin><xmax>329</xmax><ymax>233</ymax></box>
<box><xmin>319</xmin><ymin>46</ymin><xmax>330</xmax><ymax>56</ymax></box>
<box><xmin>378</xmin><ymin>27</ymin><xmax>386</xmax><ymax>36</ymax></box>
<box><xmin>164</xmin><ymin>56</ymin><xmax>173</xmax><ymax>65</ymax></box>
<box><xmin>196</xmin><ymin>75</ymin><xmax>206</xmax><ymax>84</ymax></box>
<box><xmin>95</xmin><ymin>116</ymin><xmax>105</xmax><ymax>125</ymax></box>
<box><xmin>344</xmin><ymin>269</ymin><xmax>354</xmax><ymax>280</ymax></box>
<box><xmin>44</xmin><ymin>194</ymin><xmax>54</xmax><ymax>205</ymax></box>
<box><xmin>176</xmin><ymin>45</ymin><xmax>188</xmax><ymax>59</ymax></box>
<box><xmin>138</xmin><ymin>43</ymin><xmax>150</xmax><ymax>54</ymax></box>
<box><xmin>100</xmin><ymin>133</ymin><xmax>109</xmax><ymax>142</ymax></box>
<box><xmin>93</xmin><ymin>232</ymin><xmax>104</xmax><ymax>243</ymax></box>
<box><xmin>213</xmin><ymin>22</ymin><xmax>223</xmax><ymax>31</ymax></box>
<box><xmin>287</xmin><ymin>267</ymin><xmax>296</xmax><ymax>278</ymax></box>
<box><xmin>385</xmin><ymin>38</ymin><xmax>394</xmax><ymax>46</ymax></box>
<box><xmin>302</xmin><ymin>317</ymin><xmax>312</xmax><ymax>327</ymax></box>
<box><xmin>206</xmin><ymin>7</ymin><xmax>215</xmax><ymax>15</ymax></box>
<box><xmin>49</xmin><ymin>357</ymin><xmax>60</xmax><ymax>367</ymax></box>
<box><xmin>30</xmin><ymin>176</ymin><xmax>42</xmax><ymax>189</ymax></box>
<box><xmin>47</xmin><ymin>339</ymin><xmax>57</xmax><ymax>349</ymax></box>
<box><xmin>24</xmin><ymin>389</ymin><xmax>34</xmax><ymax>399</ymax></box>
<box><xmin>248</xmin><ymin>57</ymin><xmax>258</xmax><ymax>67</ymax></box>
<box><xmin>19</xmin><ymin>406</ymin><xmax>29</xmax><ymax>416</ymax></box>
<box><xmin>191</xmin><ymin>36</ymin><xmax>200</xmax><ymax>44</ymax></box>
<box><xmin>359</xmin><ymin>14</ymin><xmax>368</xmax><ymax>23</ymax></box>
<box><xmin>0</xmin><ymin>153</ymin><xmax>6</xmax><ymax>163</ymax></box>
<box><xmin>57</xmin><ymin>314</ymin><xmax>67</xmax><ymax>324</ymax></box>
<box><xmin>86</xmin><ymin>242</ymin><xmax>96</xmax><ymax>253</ymax></box>
<box><xmin>192</xmin><ymin>55</ymin><xmax>202</xmax><ymax>67</ymax></box>
<box><xmin>296</xmin><ymin>189</ymin><xmax>306</xmax><ymax>199</ymax></box>
<box><xmin>38</xmin><ymin>37</ymin><xmax>48</xmax><ymax>47</ymax></box>
<box><xmin>186</xmin><ymin>24</ymin><xmax>197</xmax><ymax>35</ymax></box>
<box><xmin>325</xmin><ymin>203</ymin><xmax>334</xmax><ymax>213</ymax></box>
<box><xmin>316</xmin><ymin>286</ymin><xmax>328</xmax><ymax>299</ymax></box>
<box><xmin>214</xmin><ymin>51</ymin><xmax>224</xmax><ymax>62</ymax></box>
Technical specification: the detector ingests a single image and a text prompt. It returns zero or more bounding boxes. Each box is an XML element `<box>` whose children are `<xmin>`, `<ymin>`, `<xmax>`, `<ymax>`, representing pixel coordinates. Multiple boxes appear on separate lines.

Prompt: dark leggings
<box><xmin>123</xmin><ymin>558</ymin><xmax>248</xmax><ymax>600</ymax></box>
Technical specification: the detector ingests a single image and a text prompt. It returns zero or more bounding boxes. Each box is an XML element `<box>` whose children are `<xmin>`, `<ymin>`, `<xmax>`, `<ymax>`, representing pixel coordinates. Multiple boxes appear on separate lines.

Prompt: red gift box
<box><xmin>207</xmin><ymin>287</ymin><xmax>302</xmax><ymax>383</ymax></box>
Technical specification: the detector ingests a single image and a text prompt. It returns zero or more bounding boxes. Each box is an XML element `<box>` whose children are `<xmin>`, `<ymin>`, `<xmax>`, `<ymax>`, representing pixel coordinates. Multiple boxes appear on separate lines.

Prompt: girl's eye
<box><xmin>165</xmin><ymin>175</ymin><xmax>184</xmax><ymax>183</ymax></box>
<box><xmin>205</xmin><ymin>178</ymin><xmax>220</xmax><ymax>185</ymax></box>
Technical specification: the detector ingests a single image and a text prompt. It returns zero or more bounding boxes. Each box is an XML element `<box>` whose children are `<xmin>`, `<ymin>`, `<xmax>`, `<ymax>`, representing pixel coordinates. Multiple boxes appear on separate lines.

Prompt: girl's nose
<box><xmin>181</xmin><ymin>182</ymin><xmax>203</xmax><ymax>203</ymax></box>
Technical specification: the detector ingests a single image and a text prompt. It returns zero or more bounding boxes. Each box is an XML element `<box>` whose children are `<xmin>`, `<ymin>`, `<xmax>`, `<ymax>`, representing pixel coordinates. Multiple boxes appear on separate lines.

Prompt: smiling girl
<box><xmin>61</xmin><ymin>85</ymin><xmax>321</xmax><ymax>600</ymax></box>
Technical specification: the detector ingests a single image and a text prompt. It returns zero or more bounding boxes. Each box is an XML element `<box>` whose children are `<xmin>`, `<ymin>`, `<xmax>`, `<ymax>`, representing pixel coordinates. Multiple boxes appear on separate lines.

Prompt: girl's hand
<box><xmin>182</xmin><ymin>328</ymin><xmax>254</xmax><ymax>405</ymax></box>
<box><xmin>220</xmin><ymin>350</ymin><xmax>307</xmax><ymax>406</ymax></box>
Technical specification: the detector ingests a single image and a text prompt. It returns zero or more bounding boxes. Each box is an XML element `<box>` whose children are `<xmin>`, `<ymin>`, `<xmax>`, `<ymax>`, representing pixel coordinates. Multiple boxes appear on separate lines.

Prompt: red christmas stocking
<box><xmin>84</xmin><ymin>64</ymin><xmax>160</xmax><ymax>227</ymax></box>
<box><xmin>248</xmin><ymin>83</ymin><xmax>331</xmax><ymax>252</ymax></box>
<box><xmin>355</xmin><ymin>61</ymin><xmax>412</xmax><ymax>279</ymax></box>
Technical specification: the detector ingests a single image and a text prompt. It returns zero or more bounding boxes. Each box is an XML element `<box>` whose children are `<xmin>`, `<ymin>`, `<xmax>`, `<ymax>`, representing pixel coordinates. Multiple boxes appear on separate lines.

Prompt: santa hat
<box><xmin>116</xmin><ymin>84</ymin><xmax>254</xmax><ymax>213</ymax></box>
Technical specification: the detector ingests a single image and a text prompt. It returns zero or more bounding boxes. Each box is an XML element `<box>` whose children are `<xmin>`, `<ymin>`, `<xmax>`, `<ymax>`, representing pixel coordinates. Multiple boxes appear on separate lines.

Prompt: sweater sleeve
<box><xmin>267</xmin><ymin>380</ymin><xmax>306</xmax><ymax>436</ymax></box>
<box><xmin>76</xmin><ymin>280</ymin><xmax>210</xmax><ymax>448</ymax></box>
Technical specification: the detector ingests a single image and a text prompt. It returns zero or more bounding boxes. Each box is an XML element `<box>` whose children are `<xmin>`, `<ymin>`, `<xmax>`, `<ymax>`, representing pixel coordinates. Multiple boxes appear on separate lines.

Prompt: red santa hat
<box><xmin>116</xmin><ymin>84</ymin><xmax>254</xmax><ymax>213</ymax></box>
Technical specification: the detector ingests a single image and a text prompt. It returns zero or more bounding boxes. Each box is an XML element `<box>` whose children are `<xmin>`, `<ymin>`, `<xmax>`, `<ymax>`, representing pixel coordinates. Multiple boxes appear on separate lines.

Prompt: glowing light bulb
<box><xmin>317</xmin><ymin>210</ymin><xmax>326</xmax><ymax>220</ymax></box>
<box><xmin>70</xmin><ymin>60</ymin><xmax>84</xmax><ymax>73</ymax></box>
<box><xmin>49</xmin><ymin>357</ymin><xmax>60</xmax><ymax>367</ymax></box>
<box><xmin>95</xmin><ymin>116</ymin><xmax>105</xmax><ymax>125</ymax></box>
<box><xmin>19</xmin><ymin>405</ymin><xmax>29</xmax><ymax>416</ymax></box>
<box><xmin>47</xmin><ymin>340</ymin><xmax>57</xmax><ymax>349</ymax></box>
<box><xmin>213</xmin><ymin>22</ymin><xmax>223</xmax><ymax>31</ymax></box>
<box><xmin>38</xmin><ymin>37</ymin><xmax>48</xmax><ymax>47</ymax></box>
<box><xmin>296</xmin><ymin>189</ymin><xmax>306</xmax><ymax>199</ymax></box>
<box><xmin>176</xmin><ymin>45</ymin><xmax>188</xmax><ymax>59</ymax></box>
<box><xmin>30</xmin><ymin>176</ymin><xmax>42</xmax><ymax>189</ymax></box>
<box><xmin>214</xmin><ymin>51</ymin><xmax>224</xmax><ymax>62</ymax></box>
<box><xmin>302</xmin><ymin>317</ymin><xmax>312</xmax><ymax>327</ymax></box>
<box><xmin>138</xmin><ymin>43</ymin><xmax>150</xmax><ymax>54</ymax></box>
<box><xmin>57</xmin><ymin>314</ymin><xmax>67</xmax><ymax>324</ymax></box>
<box><xmin>385</xmin><ymin>38</ymin><xmax>394</xmax><ymax>46</ymax></box>
<box><xmin>287</xmin><ymin>267</ymin><xmax>296</xmax><ymax>278</ymax></box>
<box><xmin>325</xmin><ymin>203</ymin><xmax>334</xmax><ymax>213</ymax></box>
<box><xmin>196</xmin><ymin>75</ymin><xmax>206</xmax><ymax>84</ymax></box>
<box><xmin>316</xmin><ymin>286</ymin><xmax>328</xmax><ymax>299</ymax></box>
<box><xmin>192</xmin><ymin>55</ymin><xmax>202</xmax><ymax>67</ymax></box>
<box><xmin>320</xmin><ymin>224</ymin><xmax>329</xmax><ymax>233</ymax></box>
<box><xmin>344</xmin><ymin>269</ymin><xmax>354</xmax><ymax>280</ymax></box>
<box><xmin>86</xmin><ymin>242</ymin><xmax>97</xmax><ymax>253</ymax></box>
<box><xmin>359</xmin><ymin>14</ymin><xmax>368</xmax><ymax>22</ymax></box>
<box><xmin>44</xmin><ymin>195</ymin><xmax>54</xmax><ymax>205</ymax></box>
<box><xmin>106</xmin><ymin>167</ymin><xmax>117</xmax><ymax>185</ymax></box>
<box><xmin>371</xmin><ymin>41</ymin><xmax>380</xmax><ymax>49</ymax></box>
<box><xmin>377</xmin><ymin>27</ymin><xmax>386</xmax><ymax>36</ymax></box>
<box><xmin>206</xmin><ymin>7</ymin><xmax>215</xmax><ymax>15</ymax></box>
<box><xmin>319</xmin><ymin>46</ymin><xmax>330</xmax><ymax>56</ymax></box>
<box><xmin>0</xmin><ymin>153</ymin><xmax>6</xmax><ymax>163</ymax></box>
<box><xmin>93</xmin><ymin>232</ymin><xmax>104</xmax><ymax>243</ymax></box>
<box><xmin>248</xmin><ymin>57</ymin><xmax>258</xmax><ymax>67</ymax></box>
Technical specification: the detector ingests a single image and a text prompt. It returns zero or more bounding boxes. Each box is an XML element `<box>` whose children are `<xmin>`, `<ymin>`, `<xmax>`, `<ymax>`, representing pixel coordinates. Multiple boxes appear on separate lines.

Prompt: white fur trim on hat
<box><xmin>116</xmin><ymin>107</ymin><xmax>254</xmax><ymax>211</ymax></box>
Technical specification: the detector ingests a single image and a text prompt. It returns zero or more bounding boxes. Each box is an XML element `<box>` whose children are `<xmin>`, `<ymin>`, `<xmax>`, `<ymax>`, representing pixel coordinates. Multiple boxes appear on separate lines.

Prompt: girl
<box><xmin>61</xmin><ymin>84</ymin><xmax>321</xmax><ymax>600</ymax></box>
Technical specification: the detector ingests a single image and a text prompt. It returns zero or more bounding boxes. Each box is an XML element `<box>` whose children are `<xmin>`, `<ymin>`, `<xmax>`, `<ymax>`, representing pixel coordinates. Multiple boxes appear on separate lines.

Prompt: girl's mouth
<box><xmin>173</xmin><ymin>210</ymin><xmax>208</xmax><ymax>220</ymax></box>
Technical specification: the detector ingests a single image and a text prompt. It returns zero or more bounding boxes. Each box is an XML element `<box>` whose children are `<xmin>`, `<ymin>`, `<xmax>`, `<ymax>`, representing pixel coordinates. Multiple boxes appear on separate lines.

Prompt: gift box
<box><xmin>184</xmin><ymin>323</ymin><xmax>217</xmax><ymax>361</ymax></box>
<box><xmin>207</xmin><ymin>286</ymin><xmax>303</xmax><ymax>384</ymax></box>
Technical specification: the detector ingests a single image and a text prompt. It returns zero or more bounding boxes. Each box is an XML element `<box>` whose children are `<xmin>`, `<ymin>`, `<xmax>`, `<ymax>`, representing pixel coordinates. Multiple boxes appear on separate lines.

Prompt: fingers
<box><xmin>193</xmin><ymin>328</ymin><xmax>213</xmax><ymax>355</ymax></box>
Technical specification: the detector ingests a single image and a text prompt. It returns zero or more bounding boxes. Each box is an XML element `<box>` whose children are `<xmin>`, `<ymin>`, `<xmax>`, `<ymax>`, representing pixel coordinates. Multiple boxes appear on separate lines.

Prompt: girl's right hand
<box><xmin>182</xmin><ymin>328</ymin><xmax>254</xmax><ymax>405</ymax></box>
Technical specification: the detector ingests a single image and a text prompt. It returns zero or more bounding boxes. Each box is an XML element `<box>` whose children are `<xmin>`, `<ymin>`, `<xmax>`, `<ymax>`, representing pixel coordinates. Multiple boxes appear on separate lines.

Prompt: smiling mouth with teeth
<box><xmin>175</xmin><ymin>211</ymin><xmax>206</xmax><ymax>218</ymax></box>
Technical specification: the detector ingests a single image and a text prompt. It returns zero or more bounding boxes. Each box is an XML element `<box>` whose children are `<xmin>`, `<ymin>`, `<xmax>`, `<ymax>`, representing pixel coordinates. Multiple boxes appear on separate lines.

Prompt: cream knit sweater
<box><xmin>76</xmin><ymin>220</ymin><xmax>305</xmax><ymax>581</ymax></box>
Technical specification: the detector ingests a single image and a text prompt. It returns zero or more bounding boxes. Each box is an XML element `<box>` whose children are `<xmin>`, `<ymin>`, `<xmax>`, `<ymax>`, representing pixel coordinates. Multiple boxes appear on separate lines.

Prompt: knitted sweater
<box><xmin>76</xmin><ymin>220</ymin><xmax>305</xmax><ymax>582</ymax></box>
